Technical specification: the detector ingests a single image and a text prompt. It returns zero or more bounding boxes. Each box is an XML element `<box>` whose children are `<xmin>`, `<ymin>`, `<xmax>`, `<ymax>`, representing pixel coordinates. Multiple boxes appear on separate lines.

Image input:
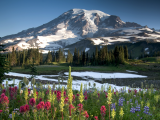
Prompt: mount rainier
<box><xmin>1</xmin><ymin>8</ymin><xmax>160</xmax><ymax>53</ymax></box>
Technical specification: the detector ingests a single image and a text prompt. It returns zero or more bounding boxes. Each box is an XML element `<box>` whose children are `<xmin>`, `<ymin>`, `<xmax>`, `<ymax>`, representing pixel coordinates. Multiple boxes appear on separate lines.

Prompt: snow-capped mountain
<box><xmin>0</xmin><ymin>8</ymin><xmax>160</xmax><ymax>53</ymax></box>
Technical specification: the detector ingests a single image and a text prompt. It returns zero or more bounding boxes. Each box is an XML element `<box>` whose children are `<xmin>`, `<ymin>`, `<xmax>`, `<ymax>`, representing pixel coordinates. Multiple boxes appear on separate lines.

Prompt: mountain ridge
<box><xmin>0</xmin><ymin>8</ymin><xmax>159</xmax><ymax>54</ymax></box>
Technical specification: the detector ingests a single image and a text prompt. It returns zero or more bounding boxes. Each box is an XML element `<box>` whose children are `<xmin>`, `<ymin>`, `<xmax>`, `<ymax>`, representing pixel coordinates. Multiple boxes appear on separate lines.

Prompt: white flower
<box><xmin>30</xmin><ymin>90</ymin><xmax>33</xmax><ymax>94</ymax></box>
<box><xmin>20</xmin><ymin>90</ymin><xmax>23</xmax><ymax>94</ymax></box>
<box><xmin>29</xmin><ymin>94</ymin><xmax>31</xmax><ymax>96</ymax></box>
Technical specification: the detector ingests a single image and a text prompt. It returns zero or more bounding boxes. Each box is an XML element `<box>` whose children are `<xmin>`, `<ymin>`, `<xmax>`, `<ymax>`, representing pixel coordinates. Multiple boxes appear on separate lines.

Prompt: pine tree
<box><xmin>92</xmin><ymin>52</ymin><xmax>95</xmax><ymax>65</ymax></box>
<box><xmin>73</xmin><ymin>48</ymin><xmax>78</xmax><ymax>65</ymax></box>
<box><xmin>95</xmin><ymin>46</ymin><xmax>98</xmax><ymax>65</ymax></box>
<box><xmin>17</xmin><ymin>51</ymin><xmax>21</xmax><ymax>66</ymax></box>
<box><xmin>104</xmin><ymin>45</ymin><xmax>108</xmax><ymax>65</ymax></box>
<box><xmin>46</xmin><ymin>51</ymin><xmax>52</xmax><ymax>63</ymax></box>
<box><xmin>82</xmin><ymin>50</ymin><xmax>86</xmax><ymax>66</ymax></box>
<box><xmin>114</xmin><ymin>46</ymin><xmax>120</xmax><ymax>65</ymax></box>
<box><xmin>124</xmin><ymin>46</ymin><xmax>128</xmax><ymax>60</ymax></box>
<box><xmin>11</xmin><ymin>47</ymin><xmax>17</xmax><ymax>66</ymax></box>
<box><xmin>119</xmin><ymin>46</ymin><xmax>124</xmax><ymax>64</ymax></box>
<box><xmin>40</xmin><ymin>52</ymin><xmax>43</xmax><ymax>65</ymax></box>
<box><xmin>0</xmin><ymin>44</ymin><xmax>10</xmax><ymax>83</ymax></box>
<box><xmin>67</xmin><ymin>50</ymin><xmax>73</xmax><ymax>64</ymax></box>
<box><xmin>77</xmin><ymin>49</ymin><xmax>80</xmax><ymax>64</ymax></box>
<box><xmin>86</xmin><ymin>52</ymin><xmax>89</xmax><ymax>66</ymax></box>
<box><xmin>22</xmin><ymin>50</ymin><xmax>26</xmax><ymax>67</ymax></box>
<box><xmin>58</xmin><ymin>49</ymin><xmax>64</xmax><ymax>63</ymax></box>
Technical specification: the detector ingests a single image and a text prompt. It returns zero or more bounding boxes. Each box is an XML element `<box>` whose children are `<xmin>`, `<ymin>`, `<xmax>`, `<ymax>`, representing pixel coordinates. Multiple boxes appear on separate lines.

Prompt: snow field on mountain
<box><xmin>85</xmin><ymin>48</ymin><xmax>90</xmax><ymax>52</ymax></box>
<box><xmin>91</xmin><ymin>37</ymin><xmax>130</xmax><ymax>45</ymax></box>
<box><xmin>91</xmin><ymin>38</ymin><xmax>104</xmax><ymax>45</ymax></box>
<box><xmin>139</xmin><ymin>28</ymin><xmax>153</xmax><ymax>32</ymax></box>
<box><xmin>122</xmin><ymin>29</ymin><xmax>142</xmax><ymax>35</ymax></box>
<box><xmin>17</xmin><ymin>41</ymin><xmax>30</xmax><ymax>49</ymax></box>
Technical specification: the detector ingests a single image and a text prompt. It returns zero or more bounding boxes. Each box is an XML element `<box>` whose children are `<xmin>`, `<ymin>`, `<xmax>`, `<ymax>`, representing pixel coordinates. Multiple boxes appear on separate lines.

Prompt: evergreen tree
<box><xmin>111</xmin><ymin>50</ymin><xmax>115</xmax><ymax>64</ymax></box>
<box><xmin>119</xmin><ymin>46</ymin><xmax>124</xmax><ymax>64</ymax></box>
<box><xmin>92</xmin><ymin>52</ymin><xmax>95</xmax><ymax>65</ymax></box>
<box><xmin>11</xmin><ymin>47</ymin><xmax>17</xmax><ymax>66</ymax></box>
<box><xmin>82</xmin><ymin>50</ymin><xmax>86</xmax><ymax>66</ymax></box>
<box><xmin>67</xmin><ymin>50</ymin><xmax>73</xmax><ymax>64</ymax></box>
<box><xmin>0</xmin><ymin>45</ymin><xmax>10</xmax><ymax>83</ymax></box>
<box><xmin>73</xmin><ymin>48</ymin><xmax>78</xmax><ymax>65</ymax></box>
<box><xmin>17</xmin><ymin>51</ymin><xmax>21</xmax><ymax>66</ymax></box>
<box><xmin>46</xmin><ymin>51</ymin><xmax>52</xmax><ymax>63</ymax></box>
<box><xmin>40</xmin><ymin>52</ymin><xmax>43</xmax><ymax>65</ymax></box>
<box><xmin>114</xmin><ymin>46</ymin><xmax>120</xmax><ymax>65</ymax></box>
<box><xmin>86</xmin><ymin>52</ymin><xmax>89</xmax><ymax>66</ymax></box>
<box><xmin>104</xmin><ymin>45</ymin><xmax>108</xmax><ymax>65</ymax></box>
<box><xmin>58</xmin><ymin>49</ymin><xmax>64</xmax><ymax>63</ymax></box>
<box><xmin>22</xmin><ymin>50</ymin><xmax>26</xmax><ymax>67</ymax></box>
<box><xmin>124</xmin><ymin>46</ymin><xmax>128</xmax><ymax>60</ymax></box>
<box><xmin>80</xmin><ymin>51</ymin><xmax>82</xmax><ymax>66</ymax></box>
<box><xmin>77</xmin><ymin>49</ymin><xmax>80</xmax><ymax>64</ymax></box>
<box><xmin>95</xmin><ymin>46</ymin><xmax>98</xmax><ymax>65</ymax></box>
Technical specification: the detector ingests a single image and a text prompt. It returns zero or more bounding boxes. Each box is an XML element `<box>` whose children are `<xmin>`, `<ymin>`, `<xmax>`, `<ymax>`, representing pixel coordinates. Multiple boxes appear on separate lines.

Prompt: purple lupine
<box><xmin>135</xmin><ymin>100</ymin><xmax>138</xmax><ymax>105</ymax></box>
<box><xmin>148</xmin><ymin>113</ymin><xmax>152</xmax><ymax>116</ymax></box>
<box><xmin>121</xmin><ymin>90</ymin><xmax>126</xmax><ymax>94</ymax></box>
<box><xmin>118</xmin><ymin>97</ymin><xmax>125</xmax><ymax>106</ymax></box>
<box><xmin>136</xmin><ymin>104</ymin><xmax>141</xmax><ymax>111</ymax></box>
<box><xmin>111</xmin><ymin>103</ymin><xmax>116</xmax><ymax>111</ymax></box>
<box><xmin>143</xmin><ymin>106</ymin><xmax>149</xmax><ymax>114</ymax></box>
<box><xmin>130</xmin><ymin>107</ymin><xmax>136</xmax><ymax>113</ymax></box>
<box><xmin>130</xmin><ymin>99</ymin><xmax>132</xmax><ymax>102</ymax></box>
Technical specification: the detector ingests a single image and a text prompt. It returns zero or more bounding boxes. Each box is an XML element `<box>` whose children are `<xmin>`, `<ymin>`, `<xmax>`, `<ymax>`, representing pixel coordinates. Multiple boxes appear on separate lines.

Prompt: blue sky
<box><xmin>0</xmin><ymin>0</ymin><xmax>160</xmax><ymax>37</ymax></box>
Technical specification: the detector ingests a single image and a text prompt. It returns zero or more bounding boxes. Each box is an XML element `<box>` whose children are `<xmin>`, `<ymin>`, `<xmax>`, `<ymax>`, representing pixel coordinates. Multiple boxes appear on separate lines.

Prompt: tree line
<box><xmin>6</xmin><ymin>45</ymin><xmax>128</xmax><ymax>67</ymax></box>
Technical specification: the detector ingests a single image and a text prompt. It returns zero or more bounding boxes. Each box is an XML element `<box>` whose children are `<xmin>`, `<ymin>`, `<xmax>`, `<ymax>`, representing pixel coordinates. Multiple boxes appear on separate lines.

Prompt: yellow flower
<box><xmin>141</xmin><ymin>101</ymin><xmax>144</xmax><ymax>107</ymax></box>
<box><xmin>119</xmin><ymin>107</ymin><xmax>124</xmax><ymax>117</ymax></box>
<box><xmin>153</xmin><ymin>106</ymin><xmax>156</xmax><ymax>111</ymax></box>
<box><xmin>79</xmin><ymin>83</ymin><xmax>84</xmax><ymax>103</ymax></box>
<box><xmin>111</xmin><ymin>109</ymin><xmax>116</xmax><ymax>119</ymax></box>
<box><xmin>146</xmin><ymin>101</ymin><xmax>150</xmax><ymax>107</ymax></box>
<box><xmin>107</xmin><ymin>85</ymin><xmax>112</xmax><ymax>105</ymax></box>
<box><xmin>154</xmin><ymin>95</ymin><xmax>159</xmax><ymax>103</ymax></box>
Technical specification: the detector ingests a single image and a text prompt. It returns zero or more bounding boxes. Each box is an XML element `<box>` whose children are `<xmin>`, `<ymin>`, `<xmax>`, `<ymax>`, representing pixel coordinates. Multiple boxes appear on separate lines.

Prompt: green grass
<box><xmin>140</xmin><ymin>57</ymin><xmax>160</xmax><ymax>63</ymax></box>
<box><xmin>11</xmin><ymin>63</ymin><xmax>148</xmax><ymax>75</ymax></box>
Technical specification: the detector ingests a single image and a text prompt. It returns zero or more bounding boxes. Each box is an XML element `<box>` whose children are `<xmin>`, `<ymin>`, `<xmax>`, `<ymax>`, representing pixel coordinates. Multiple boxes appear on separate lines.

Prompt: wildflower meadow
<box><xmin>0</xmin><ymin>66</ymin><xmax>160</xmax><ymax>120</ymax></box>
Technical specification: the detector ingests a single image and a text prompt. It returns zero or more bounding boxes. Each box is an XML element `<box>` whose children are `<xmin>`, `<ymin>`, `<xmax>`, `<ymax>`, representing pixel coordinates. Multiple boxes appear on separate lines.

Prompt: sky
<box><xmin>0</xmin><ymin>0</ymin><xmax>160</xmax><ymax>37</ymax></box>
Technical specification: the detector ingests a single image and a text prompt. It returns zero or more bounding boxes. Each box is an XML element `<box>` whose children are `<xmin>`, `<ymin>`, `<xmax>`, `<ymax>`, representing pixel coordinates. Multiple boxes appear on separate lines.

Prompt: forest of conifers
<box><xmin>6</xmin><ymin>45</ymin><xmax>129</xmax><ymax>67</ymax></box>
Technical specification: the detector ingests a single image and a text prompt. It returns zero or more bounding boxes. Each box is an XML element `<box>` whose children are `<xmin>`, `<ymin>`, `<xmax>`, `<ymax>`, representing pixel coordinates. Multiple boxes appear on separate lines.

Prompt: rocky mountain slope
<box><xmin>0</xmin><ymin>9</ymin><xmax>160</xmax><ymax>54</ymax></box>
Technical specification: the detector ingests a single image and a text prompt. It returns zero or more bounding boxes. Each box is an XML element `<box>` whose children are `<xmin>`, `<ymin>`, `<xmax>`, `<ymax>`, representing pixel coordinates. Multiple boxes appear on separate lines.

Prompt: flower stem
<box><xmin>69</xmin><ymin>103</ymin><xmax>71</xmax><ymax>120</ymax></box>
<box><xmin>79</xmin><ymin>110</ymin><xmax>81</xmax><ymax>120</ymax></box>
<box><xmin>109</xmin><ymin>104</ymin><xmax>111</xmax><ymax>120</ymax></box>
<box><xmin>61</xmin><ymin>111</ymin><xmax>63</xmax><ymax>120</ymax></box>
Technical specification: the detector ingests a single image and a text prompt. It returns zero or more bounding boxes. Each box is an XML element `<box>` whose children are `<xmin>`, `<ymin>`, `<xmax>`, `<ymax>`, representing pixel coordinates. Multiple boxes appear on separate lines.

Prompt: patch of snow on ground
<box><xmin>126</xmin><ymin>70</ymin><xmax>138</xmax><ymax>73</ymax></box>
<box><xmin>64</xmin><ymin>71</ymin><xmax>147</xmax><ymax>79</ymax></box>
<box><xmin>4</xmin><ymin>72</ymin><xmax>150</xmax><ymax>93</ymax></box>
